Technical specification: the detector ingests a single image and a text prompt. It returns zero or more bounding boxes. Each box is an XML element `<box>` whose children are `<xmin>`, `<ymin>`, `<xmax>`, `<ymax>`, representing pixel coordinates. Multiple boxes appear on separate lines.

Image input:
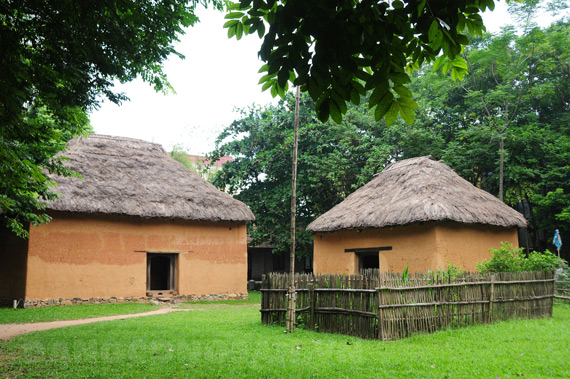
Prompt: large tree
<box><xmin>411</xmin><ymin>18</ymin><xmax>570</xmax><ymax>255</ymax></box>
<box><xmin>0</xmin><ymin>0</ymin><xmax>220</xmax><ymax>237</ymax></box>
<box><xmin>208</xmin><ymin>92</ymin><xmax>439</xmax><ymax>255</ymax></box>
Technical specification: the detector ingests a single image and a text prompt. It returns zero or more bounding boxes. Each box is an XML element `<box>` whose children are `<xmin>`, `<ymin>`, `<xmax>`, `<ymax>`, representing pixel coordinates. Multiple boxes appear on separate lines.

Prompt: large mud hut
<box><xmin>0</xmin><ymin>135</ymin><xmax>255</xmax><ymax>306</ymax></box>
<box><xmin>307</xmin><ymin>156</ymin><xmax>527</xmax><ymax>274</ymax></box>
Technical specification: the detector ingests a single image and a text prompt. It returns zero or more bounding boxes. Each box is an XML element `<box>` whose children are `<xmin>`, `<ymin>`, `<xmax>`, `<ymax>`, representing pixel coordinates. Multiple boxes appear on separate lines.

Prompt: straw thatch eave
<box><xmin>45</xmin><ymin>135</ymin><xmax>255</xmax><ymax>223</ymax></box>
<box><xmin>307</xmin><ymin>156</ymin><xmax>527</xmax><ymax>233</ymax></box>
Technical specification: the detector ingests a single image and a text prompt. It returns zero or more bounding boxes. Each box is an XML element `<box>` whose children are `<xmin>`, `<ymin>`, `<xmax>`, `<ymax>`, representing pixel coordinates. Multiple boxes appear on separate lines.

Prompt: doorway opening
<box><xmin>147</xmin><ymin>253</ymin><xmax>177</xmax><ymax>296</ymax></box>
<box><xmin>344</xmin><ymin>246</ymin><xmax>392</xmax><ymax>272</ymax></box>
<box><xmin>358</xmin><ymin>252</ymin><xmax>380</xmax><ymax>270</ymax></box>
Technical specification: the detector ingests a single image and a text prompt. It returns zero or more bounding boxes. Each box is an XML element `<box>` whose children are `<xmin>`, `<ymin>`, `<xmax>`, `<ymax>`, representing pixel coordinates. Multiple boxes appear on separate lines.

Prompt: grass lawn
<box><xmin>0</xmin><ymin>303</ymin><xmax>160</xmax><ymax>324</ymax></box>
<box><xmin>0</xmin><ymin>294</ymin><xmax>568</xmax><ymax>378</ymax></box>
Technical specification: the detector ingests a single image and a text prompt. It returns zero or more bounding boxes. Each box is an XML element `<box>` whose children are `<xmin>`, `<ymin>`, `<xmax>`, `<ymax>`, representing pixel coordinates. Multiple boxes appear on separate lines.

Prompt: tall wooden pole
<box><xmin>286</xmin><ymin>86</ymin><xmax>301</xmax><ymax>332</ymax></box>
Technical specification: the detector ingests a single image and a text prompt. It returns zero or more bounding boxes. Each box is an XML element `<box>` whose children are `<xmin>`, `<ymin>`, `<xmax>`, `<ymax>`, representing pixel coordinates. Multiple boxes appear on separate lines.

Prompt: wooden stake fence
<box><xmin>260</xmin><ymin>271</ymin><xmax>555</xmax><ymax>340</ymax></box>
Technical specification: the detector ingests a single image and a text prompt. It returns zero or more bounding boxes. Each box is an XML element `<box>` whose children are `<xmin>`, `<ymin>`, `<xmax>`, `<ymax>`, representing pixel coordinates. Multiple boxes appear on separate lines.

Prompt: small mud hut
<box><xmin>0</xmin><ymin>135</ymin><xmax>255</xmax><ymax>306</ymax></box>
<box><xmin>307</xmin><ymin>156</ymin><xmax>527</xmax><ymax>274</ymax></box>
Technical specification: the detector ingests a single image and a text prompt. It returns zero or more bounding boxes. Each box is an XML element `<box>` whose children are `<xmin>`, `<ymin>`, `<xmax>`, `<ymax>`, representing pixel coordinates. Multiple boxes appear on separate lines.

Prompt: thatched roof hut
<box><xmin>47</xmin><ymin>134</ymin><xmax>255</xmax><ymax>222</ymax></box>
<box><xmin>307</xmin><ymin>156</ymin><xmax>526</xmax><ymax>233</ymax></box>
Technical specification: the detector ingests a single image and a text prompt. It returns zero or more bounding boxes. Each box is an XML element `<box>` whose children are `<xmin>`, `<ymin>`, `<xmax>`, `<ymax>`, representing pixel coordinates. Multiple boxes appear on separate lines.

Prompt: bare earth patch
<box><xmin>0</xmin><ymin>307</ymin><xmax>191</xmax><ymax>340</ymax></box>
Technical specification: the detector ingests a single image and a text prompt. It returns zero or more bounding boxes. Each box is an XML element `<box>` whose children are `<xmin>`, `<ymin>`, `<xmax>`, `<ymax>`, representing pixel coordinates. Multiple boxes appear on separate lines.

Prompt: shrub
<box><xmin>477</xmin><ymin>241</ymin><xmax>566</xmax><ymax>274</ymax></box>
<box><xmin>523</xmin><ymin>250</ymin><xmax>565</xmax><ymax>272</ymax></box>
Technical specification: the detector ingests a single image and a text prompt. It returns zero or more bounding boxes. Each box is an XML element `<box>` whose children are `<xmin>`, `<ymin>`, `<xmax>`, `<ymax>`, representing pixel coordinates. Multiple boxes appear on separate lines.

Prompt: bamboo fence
<box><xmin>555</xmin><ymin>270</ymin><xmax>570</xmax><ymax>303</ymax></box>
<box><xmin>260</xmin><ymin>271</ymin><xmax>555</xmax><ymax>340</ymax></box>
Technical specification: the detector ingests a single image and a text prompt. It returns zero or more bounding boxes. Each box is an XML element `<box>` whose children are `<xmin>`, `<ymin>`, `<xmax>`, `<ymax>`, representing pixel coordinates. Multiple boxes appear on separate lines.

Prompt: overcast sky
<box><xmin>89</xmin><ymin>4</ymin><xmax>522</xmax><ymax>155</ymax></box>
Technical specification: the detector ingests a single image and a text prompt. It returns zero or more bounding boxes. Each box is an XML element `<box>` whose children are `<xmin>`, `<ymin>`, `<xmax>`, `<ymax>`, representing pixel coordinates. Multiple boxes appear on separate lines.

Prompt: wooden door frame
<box><xmin>146</xmin><ymin>252</ymin><xmax>178</xmax><ymax>295</ymax></box>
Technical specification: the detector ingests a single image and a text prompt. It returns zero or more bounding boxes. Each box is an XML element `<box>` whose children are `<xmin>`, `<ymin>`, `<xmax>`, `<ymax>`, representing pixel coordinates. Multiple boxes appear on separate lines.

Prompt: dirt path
<box><xmin>0</xmin><ymin>307</ymin><xmax>189</xmax><ymax>340</ymax></box>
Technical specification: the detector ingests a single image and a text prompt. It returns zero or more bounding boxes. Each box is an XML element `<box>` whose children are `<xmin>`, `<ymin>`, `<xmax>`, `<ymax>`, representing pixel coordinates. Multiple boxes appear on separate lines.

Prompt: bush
<box><xmin>477</xmin><ymin>241</ymin><xmax>566</xmax><ymax>274</ymax></box>
<box><xmin>524</xmin><ymin>250</ymin><xmax>566</xmax><ymax>272</ymax></box>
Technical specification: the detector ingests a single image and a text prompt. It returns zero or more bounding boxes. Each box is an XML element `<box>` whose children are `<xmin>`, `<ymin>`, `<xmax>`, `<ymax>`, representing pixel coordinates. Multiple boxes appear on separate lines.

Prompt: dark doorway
<box><xmin>147</xmin><ymin>253</ymin><xmax>177</xmax><ymax>292</ymax></box>
<box><xmin>344</xmin><ymin>246</ymin><xmax>392</xmax><ymax>272</ymax></box>
<box><xmin>359</xmin><ymin>253</ymin><xmax>379</xmax><ymax>270</ymax></box>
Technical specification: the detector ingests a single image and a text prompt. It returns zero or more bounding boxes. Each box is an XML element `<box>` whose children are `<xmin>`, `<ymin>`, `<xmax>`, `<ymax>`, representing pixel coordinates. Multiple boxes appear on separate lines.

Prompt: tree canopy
<box><xmin>224</xmin><ymin>0</ymin><xmax>494</xmax><ymax>124</ymax></box>
<box><xmin>0</xmin><ymin>0</ymin><xmax>220</xmax><ymax>237</ymax></box>
<box><xmin>209</xmin><ymin>17</ymin><xmax>570</xmax><ymax>258</ymax></box>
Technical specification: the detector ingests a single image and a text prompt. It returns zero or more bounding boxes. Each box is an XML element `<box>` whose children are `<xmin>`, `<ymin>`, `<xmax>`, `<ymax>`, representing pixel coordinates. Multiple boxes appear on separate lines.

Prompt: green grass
<box><xmin>0</xmin><ymin>303</ymin><xmax>159</xmax><ymax>324</ymax></box>
<box><xmin>1</xmin><ymin>299</ymin><xmax>568</xmax><ymax>378</ymax></box>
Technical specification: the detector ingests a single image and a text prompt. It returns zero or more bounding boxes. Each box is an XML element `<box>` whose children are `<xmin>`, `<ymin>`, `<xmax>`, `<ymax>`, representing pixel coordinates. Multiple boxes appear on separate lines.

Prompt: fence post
<box><xmin>377</xmin><ymin>288</ymin><xmax>385</xmax><ymax>341</ymax></box>
<box><xmin>488</xmin><ymin>274</ymin><xmax>495</xmax><ymax>323</ymax></box>
<box><xmin>308</xmin><ymin>283</ymin><xmax>315</xmax><ymax>330</ymax></box>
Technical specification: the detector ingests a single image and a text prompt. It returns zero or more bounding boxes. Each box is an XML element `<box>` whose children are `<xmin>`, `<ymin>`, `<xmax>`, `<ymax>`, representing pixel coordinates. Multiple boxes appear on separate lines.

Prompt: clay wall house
<box><xmin>307</xmin><ymin>156</ymin><xmax>527</xmax><ymax>274</ymax></box>
<box><xmin>0</xmin><ymin>135</ymin><xmax>255</xmax><ymax>306</ymax></box>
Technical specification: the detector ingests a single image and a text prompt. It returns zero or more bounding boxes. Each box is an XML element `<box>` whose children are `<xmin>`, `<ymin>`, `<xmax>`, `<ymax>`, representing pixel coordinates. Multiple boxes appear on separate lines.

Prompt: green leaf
<box><xmin>385</xmin><ymin>101</ymin><xmax>400</xmax><ymax>126</ymax></box>
<box><xmin>389</xmin><ymin>72</ymin><xmax>411</xmax><ymax>85</ymax></box>
<box><xmin>365</xmin><ymin>71</ymin><xmax>386</xmax><ymax>90</ymax></box>
<box><xmin>225</xmin><ymin>12</ymin><xmax>245</xmax><ymax>19</ymax></box>
<box><xmin>352</xmin><ymin>81</ymin><xmax>366</xmax><ymax>95</ymax></box>
<box><xmin>393</xmin><ymin>85</ymin><xmax>411</xmax><ymax>97</ymax></box>
<box><xmin>317</xmin><ymin>98</ymin><xmax>330</xmax><ymax>123</ymax></box>
<box><xmin>369</xmin><ymin>81</ymin><xmax>389</xmax><ymax>108</ymax></box>
<box><xmin>277</xmin><ymin>69</ymin><xmax>289</xmax><ymax>88</ymax></box>
<box><xmin>258</xmin><ymin>73</ymin><xmax>275</xmax><ymax>84</ymax></box>
<box><xmin>417</xmin><ymin>0</ymin><xmax>427</xmax><ymax>16</ymax></box>
<box><xmin>397</xmin><ymin>98</ymin><xmax>415</xmax><ymax>125</ymax></box>
<box><xmin>257</xmin><ymin>22</ymin><xmax>265</xmax><ymax>38</ymax></box>
<box><xmin>374</xmin><ymin>91</ymin><xmax>394</xmax><ymax>120</ymax></box>
<box><xmin>452</xmin><ymin>55</ymin><xmax>468</xmax><ymax>70</ymax></box>
<box><xmin>397</xmin><ymin>96</ymin><xmax>418</xmax><ymax>110</ymax></box>
<box><xmin>258</xmin><ymin>64</ymin><xmax>269</xmax><ymax>73</ymax></box>
<box><xmin>428</xmin><ymin>20</ymin><xmax>439</xmax><ymax>42</ymax></box>
<box><xmin>329</xmin><ymin>98</ymin><xmax>342</xmax><ymax>124</ymax></box>
<box><xmin>331</xmin><ymin>90</ymin><xmax>347</xmax><ymax>114</ymax></box>
<box><xmin>223</xmin><ymin>20</ymin><xmax>239</xmax><ymax>28</ymax></box>
<box><xmin>236</xmin><ymin>23</ymin><xmax>244</xmax><ymax>40</ymax></box>
<box><xmin>350</xmin><ymin>88</ymin><xmax>360</xmax><ymax>105</ymax></box>
<box><xmin>433</xmin><ymin>55</ymin><xmax>446</xmax><ymax>71</ymax></box>
<box><xmin>456</xmin><ymin>34</ymin><xmax>469</xmax><ymax>46</ymax></box>
<box><xmin>261</xmin><ymin>80</ymin><xmax>273</xmax><ymax>91</ymax></box>
<box><xmin>227</xmin><ymin>25</ymin><xmax>237</xmax><ymax>39</ymax></box>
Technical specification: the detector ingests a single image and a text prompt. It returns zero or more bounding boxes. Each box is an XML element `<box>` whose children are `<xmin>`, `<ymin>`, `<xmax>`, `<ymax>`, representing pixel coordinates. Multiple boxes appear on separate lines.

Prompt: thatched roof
<box><xmin>307</xmin><ymin>156</ymin><xmax>527</xmax><ymax>233</ymax></box>
<box><xmin>46</xmin><ymin>135</ymin><xmax>255</xmax><ymax>222</ymax></box>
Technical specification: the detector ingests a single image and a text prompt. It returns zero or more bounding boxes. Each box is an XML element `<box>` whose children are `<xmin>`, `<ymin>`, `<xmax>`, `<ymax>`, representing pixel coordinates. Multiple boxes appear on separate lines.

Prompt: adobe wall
<box><xmin>0</xmin><ymin>227</ymin><xmax>29</xmax><ymax>303</ymax></box>
<box><xmin>434</xmin><ymin>222</ymin><xmax>519</xmax><ymax>271</ymax></box>
<box><xmin>313</xmin><ymin>222</ymin><xmax>520</xmax><ymax>275</ymax></box>
<box><xmin>313</xmin><ymin>223</ymin><xmax>438</xmax><ymax>274</ymax></box>
<box><xmin>24</xmin><ymin>213</ymin><xmax>248</xmax><ymax>301</ymax></box>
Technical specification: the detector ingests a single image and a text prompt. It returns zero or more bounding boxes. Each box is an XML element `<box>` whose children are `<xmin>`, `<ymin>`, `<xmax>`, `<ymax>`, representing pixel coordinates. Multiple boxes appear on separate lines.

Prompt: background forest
<box><xmin>207</xmin><ymin>11</ymin><xmax>570</xmax><ymax>260</ymax></box>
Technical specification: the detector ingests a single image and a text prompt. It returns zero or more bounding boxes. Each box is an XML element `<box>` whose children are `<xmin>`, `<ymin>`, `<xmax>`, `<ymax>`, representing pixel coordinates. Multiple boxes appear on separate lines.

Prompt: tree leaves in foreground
<box><xmin>224</xmin><ymin>0</ymin><xmax>492</xmax><ymax>124</ymax></box>
<box><xmin>0</xmin><ymin>0</ymin><xmax>220</xmax><ymax>237</ymax></box>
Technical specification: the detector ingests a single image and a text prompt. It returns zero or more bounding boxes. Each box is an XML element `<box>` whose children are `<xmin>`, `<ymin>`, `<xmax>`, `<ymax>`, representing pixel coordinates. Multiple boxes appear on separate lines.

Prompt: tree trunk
<box><xmin>286</xmin><ymin>87</ymin><xmax>301</xmax><ymax>333</ymax></box>
<box><xmin>499</xmin><ymin>135</ymin><xmax>504</xmax><ymax>202</ymax></box>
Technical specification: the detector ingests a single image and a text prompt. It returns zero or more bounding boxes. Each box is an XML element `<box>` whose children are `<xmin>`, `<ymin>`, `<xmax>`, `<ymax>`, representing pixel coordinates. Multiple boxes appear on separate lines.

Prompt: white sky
<box><xmin>89</xmin><ymin>3</ymin><xmax>552</xmax><ymax>155</ymax></box>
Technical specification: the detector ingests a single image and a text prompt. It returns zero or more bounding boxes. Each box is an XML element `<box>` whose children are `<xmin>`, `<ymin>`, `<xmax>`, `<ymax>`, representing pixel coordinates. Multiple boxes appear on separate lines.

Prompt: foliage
<box><xmin>170</xmin><ymin>144</ymin><xmax>198</xmax><ymax>173</ymax></box>
<box><xmin>223</xmin><ymin>0</ymin><xmax>494</xmax><ymax>124</ymax></box>
<box><xmin>525</xmin><ymin>250</ymin><xmax>567</xmax><ymax>272</ymax></box>
<box><xmin>208</xmin><ymin>91</ymin><xmax>438</xmax><ymax>255</ymax></box>
<box><xmin>0</xmin><ymin>0</ymin><xmax>221</xmax><ymax>237</ymax></box>
<box><xmin>477</xmin><ymin>241</ymin><xmax>566</xmax><ymax>273</ymax></box>
<box><xmin>0</xmin><ymin>303</ymin><xmax>158</xmax><ymax>325</ymax></box>
<box><xmin>409</xmin><ymin>15</ymin><xmax>570</xmax><ymax>255</ymax></box>
<box><xmin>429</xmin><ymin>261</ymin><xmax>466</xmax><ymax>282</ymax></box>
<box><xmin>0</xmin><ymin>300</ymin><xmax>569</xmax><ymax>377</ymax></box>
